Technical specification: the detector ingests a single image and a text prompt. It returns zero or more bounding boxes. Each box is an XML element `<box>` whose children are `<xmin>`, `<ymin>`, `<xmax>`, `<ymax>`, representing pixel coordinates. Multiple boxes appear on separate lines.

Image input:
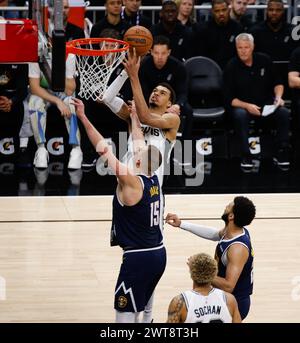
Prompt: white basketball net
<box><xmin>74</xmin><ymin>40</ymin><xmax>128</xmax><ymax>102</ymax></box>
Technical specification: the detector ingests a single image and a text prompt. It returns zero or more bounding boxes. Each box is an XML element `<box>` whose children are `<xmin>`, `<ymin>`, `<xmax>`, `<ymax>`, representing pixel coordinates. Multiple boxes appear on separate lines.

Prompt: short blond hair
<box><xmin>189</xmin><ymin>253</ymin><xmax>218</xmax><ymax>285</ymax></box>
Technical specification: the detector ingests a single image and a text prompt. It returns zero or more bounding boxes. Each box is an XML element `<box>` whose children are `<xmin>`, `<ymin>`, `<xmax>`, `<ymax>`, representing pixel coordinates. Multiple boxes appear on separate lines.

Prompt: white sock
<box><xmin>115</xmin><ymin>310</ymin><xmax>140</xmax><ymax>323</ymax></box>
<box><xmin>20</xmin><ymin>137</ymin><xmax>29</xmax><ymax>148</ymax></box>
<box><xmin>142</xmin><ymin>293</ymin><xmax>154</xmax><ymax>323</ymax></box>
<box><xmin>38</xmin><ymin>143</ymin><xmax>45</xmax><ymax>148</ymax></box>
<box><xmin>102</xmin><ymin>69</ymin><xmax>128</xmax><ymax>104</ymax></box>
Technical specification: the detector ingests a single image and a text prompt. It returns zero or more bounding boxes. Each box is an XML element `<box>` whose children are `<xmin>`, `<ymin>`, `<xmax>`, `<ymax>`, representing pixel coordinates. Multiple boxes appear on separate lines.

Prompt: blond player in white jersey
<box><xmin>167</xmin><ymin>253</ymin><xmax>241</xmax><ymax>323</ymax></box>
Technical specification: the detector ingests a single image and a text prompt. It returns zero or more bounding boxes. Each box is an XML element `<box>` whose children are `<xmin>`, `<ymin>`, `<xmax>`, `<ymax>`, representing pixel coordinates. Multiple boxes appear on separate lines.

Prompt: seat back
<box><xmin>184</xmin><ymin>56</ymin><xmax>223</xmax><ymax>108</ymax></box>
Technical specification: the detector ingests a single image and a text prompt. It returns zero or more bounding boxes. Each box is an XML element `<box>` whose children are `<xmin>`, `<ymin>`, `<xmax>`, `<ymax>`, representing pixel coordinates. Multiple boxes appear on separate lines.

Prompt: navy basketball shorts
<box><xmin>236</xmin><ymin>295</ymin><xmax>251</xmax><ymax>320</ymax></box>
<box><xmin>114</xmin><ymin>245</ymin><xmax>167</xmax><ymax>313</ymax></box>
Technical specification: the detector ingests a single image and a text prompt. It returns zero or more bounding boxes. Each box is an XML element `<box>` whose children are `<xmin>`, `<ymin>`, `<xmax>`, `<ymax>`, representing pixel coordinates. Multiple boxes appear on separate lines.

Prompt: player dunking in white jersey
<box><xmin>101</xmin><ymin>50</ymin><xmax>180</xmax><ymax>187</ymax></box>
<box><xmin>167</xmin><ymin>253</ymin><xmax>241</xmax><ymax>323</ymax></box>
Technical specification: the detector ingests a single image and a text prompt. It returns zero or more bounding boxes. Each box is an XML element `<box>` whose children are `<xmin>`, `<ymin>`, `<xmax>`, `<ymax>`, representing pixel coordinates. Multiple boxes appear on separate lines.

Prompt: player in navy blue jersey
<box><xmin>166</xmin><ymin>196</ymin><xmax>256</xmax><ymax>320</ymax></box>
<box><xmin>72</xmin><ymin>97</ymin><xmax>166</xmax><ymax>323</ymax></box>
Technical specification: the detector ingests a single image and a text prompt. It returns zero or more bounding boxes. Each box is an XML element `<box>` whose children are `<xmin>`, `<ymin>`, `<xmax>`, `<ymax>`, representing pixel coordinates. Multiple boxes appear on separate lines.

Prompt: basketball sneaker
<box><xmin>33</xmin><ymin>147</ymin><xmax>49</xmax><ymax>169</ymax></box>
<box><xmin>240</xmin><ymin>155</ymin><xmax>254</xmax><ymax>169</ymax></box>
<box><xmin>273</xmin><ymin>148</ymin><xmax>290</xmax><ymax>168</ymax></box>
<box><xmin>82</xmin><ymin>151</ymin><xmax>97</xmax><ymax>170</ymax></box>
<box><xmin>68</xmin><ymin>146</ymin><xmax>83</xmax><ymax>170</ymax></box>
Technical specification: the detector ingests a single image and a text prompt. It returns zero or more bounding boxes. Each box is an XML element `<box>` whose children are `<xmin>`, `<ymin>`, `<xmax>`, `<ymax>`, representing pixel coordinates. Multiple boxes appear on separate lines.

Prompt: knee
<box><xmin>28</xmin><ymin>95</ymin><xmax>46</xmax><ymax>113</ymax></box>
<box><xmin>275</xmin><ymin>106</ymin><xmax>290</xmax><ymax>120</ymax></box>
<box><xmin>231</xmin><ymin>108</ymin><xmax>249</xmax><ymax>123</ymax></box>
<box><xmin>63</xmin><ymin>96</ymin><xmax>75</xmax><ymax>114</ymax></box>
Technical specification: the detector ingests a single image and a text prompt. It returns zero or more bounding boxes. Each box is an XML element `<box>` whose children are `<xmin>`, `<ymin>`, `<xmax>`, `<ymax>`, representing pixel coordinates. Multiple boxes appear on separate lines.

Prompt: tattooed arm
<box><xmin>166</xmin><ymin>294</ymin><xmax>187</xmax><ymax>323</ymax></box>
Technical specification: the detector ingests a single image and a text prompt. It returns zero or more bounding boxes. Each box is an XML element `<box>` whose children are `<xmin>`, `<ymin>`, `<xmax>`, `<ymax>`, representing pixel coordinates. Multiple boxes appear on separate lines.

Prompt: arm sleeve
<box><xmin>180</xmin><ymin>221</ymin><xmax>221</xmax><ymax>241</ymax></box>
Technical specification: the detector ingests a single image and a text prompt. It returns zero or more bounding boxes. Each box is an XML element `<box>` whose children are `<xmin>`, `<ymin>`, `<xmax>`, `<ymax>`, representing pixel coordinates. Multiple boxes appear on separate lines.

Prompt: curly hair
<box><xmin>233</xmin><ymin>196</ymin><xmax>256</xmax><ymax>228</ymax></box>
<box><xmin>189</xmin><ymin>253</ymin><xmax>218</xmax><ymax>286</ymax></box>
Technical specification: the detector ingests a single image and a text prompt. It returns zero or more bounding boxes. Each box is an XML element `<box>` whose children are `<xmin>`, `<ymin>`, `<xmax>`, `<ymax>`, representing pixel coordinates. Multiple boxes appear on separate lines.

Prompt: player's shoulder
<box><xmin>169</xmin><ymin>293</ymin><xmax>186</xmax><ymax>308</ymax></box>
<box><xmin>163</xmin><ymin>111</ymin><xmax>181</xmax><ymax>122</ymax></box>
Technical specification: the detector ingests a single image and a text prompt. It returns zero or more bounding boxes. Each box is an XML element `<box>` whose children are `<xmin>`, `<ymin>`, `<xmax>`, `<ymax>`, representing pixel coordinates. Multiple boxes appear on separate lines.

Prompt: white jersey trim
<box><xmin>137</xmin><ymin>176</ymin><xmax>145</xmax><ymax>190</ymax></box>
<box><xmin>123</xmin><ymin>244</ymin><xmax>165</xmax><ymax>254</ymax></box>
<box><xmin>220</xmin><ymin>229</ymin><xmax>246</xmax><ymax>242</ymax></box>
<box><xmin>181</xmin><ymin>292</ymin><xmax>189</xmax><ymax>310</ymax></box>
<box><xmin>116</xmin><ymin>190</ymin><xmax>124</xmax><ymax>207</ymax></box>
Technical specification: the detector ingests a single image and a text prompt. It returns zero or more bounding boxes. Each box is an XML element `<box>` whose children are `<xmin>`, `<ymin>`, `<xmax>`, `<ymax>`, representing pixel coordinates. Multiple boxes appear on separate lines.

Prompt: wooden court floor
<box><xmin>0</xmin><ymin>194</ymin><xmax>299</xmax><ymax>323</ymax></box>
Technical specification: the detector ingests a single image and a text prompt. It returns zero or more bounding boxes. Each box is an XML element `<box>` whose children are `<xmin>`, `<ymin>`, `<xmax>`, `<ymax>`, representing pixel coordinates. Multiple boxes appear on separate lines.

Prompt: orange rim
<box><xmin>66</xmin><ymin>38</ymin><xmax>130</xmax><ymax>56</ymax></box>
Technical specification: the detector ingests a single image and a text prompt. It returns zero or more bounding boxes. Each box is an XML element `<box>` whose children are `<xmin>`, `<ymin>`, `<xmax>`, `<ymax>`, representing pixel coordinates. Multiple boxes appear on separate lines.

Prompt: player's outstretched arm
<box><xmin>101</xmin><ymin>69</ymin><xmax>130</xmax><ymax>121</ymax></box>
<box><xmin>72</xmin><ymin>98</ymin><xmax>141</xmax><ymax>188</ymax></box>
<box><xmin>130</xmin><ymin>101</ymin><xmax>146</xmax><ymax>154</ymax></box>
<box><xmin>166</xmin><ymin>294</ymin><xmax>187</xmax><ymax>323</ymax></box>
<box><xmin>166</xmin><ymin>213</ymin><xmax>221</xmax><ymax>241</ymax></box>
<box><xmin>123</xmin><ymin>50</ymin><xmax>179</xmax><ymax>130</ymax></box>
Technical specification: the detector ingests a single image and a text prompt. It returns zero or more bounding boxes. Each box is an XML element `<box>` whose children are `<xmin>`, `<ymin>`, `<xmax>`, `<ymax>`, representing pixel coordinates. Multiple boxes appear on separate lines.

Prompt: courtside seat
<box><xmin>184</xmin><ymin>56</ymin><xmax>225</xmax><ymax>128</ymax></box>
<box><xmin>184</xmin><ymin>56</ymin><xmax>228</xmax><ymax>159</ymax></box>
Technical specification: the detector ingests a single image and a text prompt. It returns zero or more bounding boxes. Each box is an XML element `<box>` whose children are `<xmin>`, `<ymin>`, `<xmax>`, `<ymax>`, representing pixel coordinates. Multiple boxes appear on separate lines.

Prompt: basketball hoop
<box><xmin>66</xmin><ymin>38</ymin><xmax>130</xmax><ymax>102</ymax></box>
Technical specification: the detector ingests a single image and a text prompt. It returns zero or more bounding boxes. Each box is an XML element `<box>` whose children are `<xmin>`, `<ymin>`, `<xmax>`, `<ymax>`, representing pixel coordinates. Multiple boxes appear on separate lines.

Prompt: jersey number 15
<box><xmin>150</xmin><ymin>201</ymin><xmax>160</xmax><ymax>227</ymax></box>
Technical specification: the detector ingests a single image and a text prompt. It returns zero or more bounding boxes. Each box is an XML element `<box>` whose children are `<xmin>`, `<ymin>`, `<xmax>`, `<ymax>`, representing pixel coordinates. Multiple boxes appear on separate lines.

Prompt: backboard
<box><xmin>29</xmin><ymin>0</ymin><xmax>66</xmax><ymax>91</ymax></box>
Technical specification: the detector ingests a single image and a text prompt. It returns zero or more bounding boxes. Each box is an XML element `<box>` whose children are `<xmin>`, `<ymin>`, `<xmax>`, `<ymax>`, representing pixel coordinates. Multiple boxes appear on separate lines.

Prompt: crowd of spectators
<box><xmin>1</xmin><ymin>0</ymin><xmax>300</xmax><ymax>173</ymax></box>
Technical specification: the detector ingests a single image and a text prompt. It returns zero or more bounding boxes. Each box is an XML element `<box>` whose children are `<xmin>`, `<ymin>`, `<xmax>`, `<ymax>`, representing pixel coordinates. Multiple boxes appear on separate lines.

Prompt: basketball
<box><xmin>123</xmin><ymin>25</ymin><xmax>153</xmax><ymax>56</ymax></box>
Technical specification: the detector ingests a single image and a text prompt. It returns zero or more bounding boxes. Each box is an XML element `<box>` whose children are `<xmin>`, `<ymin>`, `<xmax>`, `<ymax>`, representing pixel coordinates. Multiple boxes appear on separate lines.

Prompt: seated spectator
<box><xmin>1</xmin><ymin>0</ymin><xmax>19</xmax><ymax>19</ymax></box>
<box><xmin>28</xmin><ymin>55</ymin><xmax>82</xmax><ymax>169</ymax></box>
<box><xmin>151</xmin><ymin>0</ymin><xmax>193</xmax><ymax>61</ymax></box>
<box><xmin>90</xmin><ymin>0</ymin><xmax>130</xmax><ymax>38</ymax></box>
<box><xmin>250</xmin><ymin>0</ymin><xmax>297</xmax><ymax>84</ymax></box>
<box><xmin>121</xmin><ymin>0</ymin><xmax>152</xmax><ymax>29</ymax></box>
<box><xmin>223</xmin><ymin>33</ymin><xmax>290</xmax><ymax>169</ymax></box>
<box><xmin>176</xmin><ymin>0</ymin><xmax>196</xmax><ymax>29</ymax></box>
<box><xmin>63</xmin><ymin>0</ymin><xmax>85</xmax><ymax>41</ymax></box>
<box><xmin>229</xmin><ymin>0</ymin><xmax>253</xmax><ymax>31</ymax></box>
<box><xmin>0</xmin><ymin>64</ymin><xmax>28</xmax><ymax>145</ymax></box>
<box><xmin>193</xmin><ymin>0</ymin><xmax>242</xmax><ymax>69</ymax></box>
<box><xmin>139</xmin><ymin>35</ymin><xmax>192</xmax><ymax>138</ymax></box>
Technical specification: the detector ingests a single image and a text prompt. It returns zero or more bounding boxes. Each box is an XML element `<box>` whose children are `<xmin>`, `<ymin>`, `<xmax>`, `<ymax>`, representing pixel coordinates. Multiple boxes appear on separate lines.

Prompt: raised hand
<box><xmin>122</xmin><ymin>48</ymin><xmax>141</xmax><ymax>79</ymax></box>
